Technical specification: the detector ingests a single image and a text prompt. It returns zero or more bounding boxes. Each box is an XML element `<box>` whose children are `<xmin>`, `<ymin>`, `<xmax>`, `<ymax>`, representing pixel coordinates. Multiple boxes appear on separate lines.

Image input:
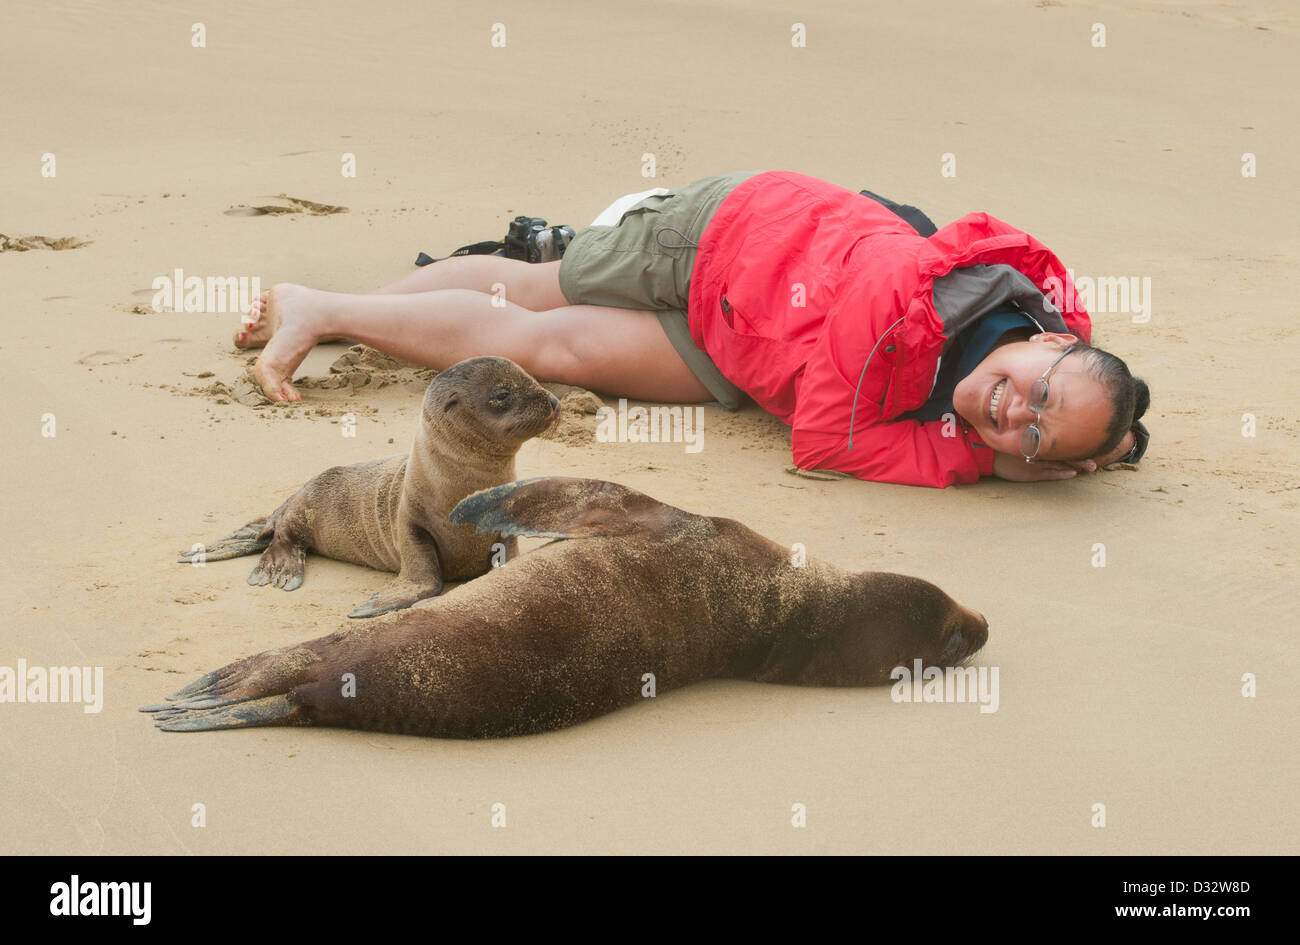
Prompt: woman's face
<box><xmin>953</xmin><ymin>334</ymin><xmax>1113</xmax><ymax>462</ymax></box>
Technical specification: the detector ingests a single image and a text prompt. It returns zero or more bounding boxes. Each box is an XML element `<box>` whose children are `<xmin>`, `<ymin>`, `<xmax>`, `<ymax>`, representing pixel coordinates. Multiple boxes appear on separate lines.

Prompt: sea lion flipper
<box><xmin>247</xmin><ymin>535</ymin><xmax>307</xmax><ymax>591</ymax></box>
<box><xmin>149</xmin><ymin>694</ymin><xmax>299</xmax><ymax>732</ymax></box>
<box><xmin>450</xmin><ymin>477</ymin><xmax>675</xmax><ymax>540</ymax></box>
<box><xmin>348</xmin><ymin>577</ymin><xmax>443</xmax><ymax>619</ymax></box>
<box><xmin>177</xmin><ymin>520</ymin><xmax>272</xmax><ymax>563</ymax></box>
<box><xmin>141</xmin><ymin>643</ymin><xmax>327</xmax><ymax>730</ymax></box>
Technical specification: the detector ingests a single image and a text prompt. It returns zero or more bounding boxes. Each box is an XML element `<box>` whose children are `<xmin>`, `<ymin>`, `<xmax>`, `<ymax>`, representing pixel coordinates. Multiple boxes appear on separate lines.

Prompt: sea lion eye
<box><xmin>488</xmin><ymin>389</ymin><xmax>513</xmax><ymax>411</ymax></box>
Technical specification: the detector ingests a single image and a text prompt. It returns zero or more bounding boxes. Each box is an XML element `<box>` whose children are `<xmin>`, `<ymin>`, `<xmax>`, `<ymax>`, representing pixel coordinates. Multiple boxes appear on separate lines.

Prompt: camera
<box><xmin>504</xmin><ymin>216</ymin><xmax>576</xmax><ymax>264</ymax></box>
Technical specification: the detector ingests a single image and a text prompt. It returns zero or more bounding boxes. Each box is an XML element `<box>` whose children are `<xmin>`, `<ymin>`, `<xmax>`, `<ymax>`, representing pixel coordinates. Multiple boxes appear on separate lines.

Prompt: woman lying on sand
<box><xmin>237</xmin><ymin>169</ymin><xmax>1149</xmax><ymax>488</ymax></box>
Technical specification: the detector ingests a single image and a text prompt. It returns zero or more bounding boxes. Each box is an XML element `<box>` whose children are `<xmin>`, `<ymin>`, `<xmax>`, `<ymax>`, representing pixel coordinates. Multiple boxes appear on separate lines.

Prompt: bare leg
<box><xmin>369</xmin><ymin>257</ymin><xmax>568</xmax><ymax>310</ymax></box>
<box><xmin>235</xmin><ymin>258</ymin><xmax>567</xmax><ymax>348</ymax></box>
<box><xmin>253</xmin><ymin>283</ymin><xmax>711</xmax><ymax>405</ymax></box>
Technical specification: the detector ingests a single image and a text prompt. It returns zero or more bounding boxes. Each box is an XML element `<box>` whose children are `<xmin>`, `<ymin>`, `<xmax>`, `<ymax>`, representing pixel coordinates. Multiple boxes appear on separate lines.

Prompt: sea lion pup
<box><xmin>176</xmin><ymin>357</ymin><xmax>560</xmax><ymax>618</ymax></box>
<box><xmin>146</xmin><ymin>477</ymin><xmax>990</xmax><ymax>737</ymax></box>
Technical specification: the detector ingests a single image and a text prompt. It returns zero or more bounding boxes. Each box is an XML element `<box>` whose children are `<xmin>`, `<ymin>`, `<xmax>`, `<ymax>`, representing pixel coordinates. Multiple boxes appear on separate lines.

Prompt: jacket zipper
<box><xmin>874</xmin><ymin>326</ymin><xmax>901</xmax><ymax>409</ymax></box>
<box><xmin>847</xmin><ymin>316</ymin><xmax>906</xmax><ymax>451</ymax></box>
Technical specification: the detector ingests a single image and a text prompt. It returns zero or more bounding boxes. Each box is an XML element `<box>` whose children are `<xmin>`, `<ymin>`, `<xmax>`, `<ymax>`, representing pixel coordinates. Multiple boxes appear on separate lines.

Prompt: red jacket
<box><xmin>687</xmin><ymin>171</ymin><xmax>1092</xmax><ymax>487</ymax></box>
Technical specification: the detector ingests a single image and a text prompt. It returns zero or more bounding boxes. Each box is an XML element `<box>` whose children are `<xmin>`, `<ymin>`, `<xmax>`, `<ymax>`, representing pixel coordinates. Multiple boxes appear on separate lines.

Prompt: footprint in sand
<box><xmin>77</xmin><ymin>351</ymin><xmax>143</xmax><ymax>366</ymax></box>
<box><xmin>1</xmin><ymin>234</ymin><xmax>91</xmax><ymax>252</ymax></box>
<box><xmin>127</xmin><ymin>287</ymin><xmax>172</xmax><ymax>314</ymax></box>
<box><xmin>224</xmin><ymin>194</ymin><xmax>349</xmax><ymax>217</ymax></box>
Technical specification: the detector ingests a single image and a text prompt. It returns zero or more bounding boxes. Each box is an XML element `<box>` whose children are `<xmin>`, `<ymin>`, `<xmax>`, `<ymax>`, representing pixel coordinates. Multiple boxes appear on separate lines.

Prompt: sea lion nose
<box><xmin>548</xmin><ymin>394</ymin><xmax>560</xmax><ymax>413</ymax></box>
<box><xmin>959</xmin><ymin>605</ymin><xmax>988</xmax><ymax>635</ymax></box>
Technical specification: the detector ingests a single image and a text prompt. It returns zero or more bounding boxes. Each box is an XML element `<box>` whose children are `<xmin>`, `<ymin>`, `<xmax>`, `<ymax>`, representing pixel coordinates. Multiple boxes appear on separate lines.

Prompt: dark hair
<box><xmin>1073</xmin><ymin>344</ymin><xmax>1150</xmax><ymax>459</ymax></box>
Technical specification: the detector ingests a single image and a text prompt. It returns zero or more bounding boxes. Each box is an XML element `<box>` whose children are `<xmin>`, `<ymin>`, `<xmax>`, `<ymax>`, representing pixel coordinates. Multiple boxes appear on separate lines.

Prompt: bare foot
<box><xmin>234</xmin><ymin>292</ymin><xmax>277</xmax><ymax>348</ymax></box>
<box><xmin>253</xmin><ymin>284</ymin><xmax>329</xmax><ymax>403</ymax></box>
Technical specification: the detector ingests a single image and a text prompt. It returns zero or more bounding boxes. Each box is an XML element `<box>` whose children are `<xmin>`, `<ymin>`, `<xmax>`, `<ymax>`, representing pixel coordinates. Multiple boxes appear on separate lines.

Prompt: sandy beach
<box><xmin>2</xmin><ymin>0</ymin><xmax>1297</xmax><ymax>854</ymax></box>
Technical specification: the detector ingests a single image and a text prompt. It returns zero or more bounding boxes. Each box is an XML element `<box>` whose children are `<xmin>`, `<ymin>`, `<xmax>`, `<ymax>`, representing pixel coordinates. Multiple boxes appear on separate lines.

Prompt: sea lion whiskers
<box><xmin>506</xmin><ymin>407</ymin><xmax>560</xmax><ymax>440</ymax></box>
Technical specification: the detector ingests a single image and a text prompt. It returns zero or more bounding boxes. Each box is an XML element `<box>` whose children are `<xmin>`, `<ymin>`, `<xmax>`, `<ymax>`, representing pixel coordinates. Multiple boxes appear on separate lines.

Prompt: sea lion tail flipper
<box><xmin>177</xmin><ymin>520</ymin><xmax>273</xmax><ymax>563</ymax></box>
<box><xmin>146</xmin><ymin>694</ymin><xmax>300</xmax><ymax>732</ymax></box>
<box><xmin>141</xmin><ymin>642</ymin><xmax>329</xmax><ymax>731</ymax></box>
<box><xmin>450</xmin><ymin>477</ymin><xmax>676</xmax><ymax>539</ymax></box>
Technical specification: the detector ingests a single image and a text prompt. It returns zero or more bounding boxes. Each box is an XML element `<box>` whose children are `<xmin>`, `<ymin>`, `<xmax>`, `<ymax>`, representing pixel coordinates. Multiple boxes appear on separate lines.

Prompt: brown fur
<box><xmin>177</xmin><ymin>357</ymin><xmax>559</xmax><ymax>617</ymax></box>
<box><xmin>150</xmin><ymin>478</ymin><xmax>989</xmax><ymax>737</ymax></box>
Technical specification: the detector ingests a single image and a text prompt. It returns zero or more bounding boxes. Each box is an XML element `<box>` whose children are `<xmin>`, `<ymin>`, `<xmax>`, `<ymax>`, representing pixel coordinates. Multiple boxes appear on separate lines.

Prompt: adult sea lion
<box><xmin>146</xmin><ymin>477</ymin><xmax>989</xmax><ymax>737</ymax></box>
<box><xmin>177</xmin><ymin>357</ymin><xmax>559</xmax><ymax>618</ymax></box>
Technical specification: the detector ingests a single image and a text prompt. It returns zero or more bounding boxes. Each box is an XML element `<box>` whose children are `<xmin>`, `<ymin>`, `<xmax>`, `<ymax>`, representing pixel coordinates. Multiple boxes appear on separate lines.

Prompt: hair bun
<box><xmin>1132</xmin><ymin>377</ymin><xmax>1150</xmax><ymax>421</ymax></box>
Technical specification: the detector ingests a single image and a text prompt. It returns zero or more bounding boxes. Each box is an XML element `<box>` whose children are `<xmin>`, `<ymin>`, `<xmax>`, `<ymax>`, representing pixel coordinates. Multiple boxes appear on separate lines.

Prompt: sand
<box><xmin>1</xmin><ymin>0</ymin><xmax>1296</xmax><ymax>855</ymax></box>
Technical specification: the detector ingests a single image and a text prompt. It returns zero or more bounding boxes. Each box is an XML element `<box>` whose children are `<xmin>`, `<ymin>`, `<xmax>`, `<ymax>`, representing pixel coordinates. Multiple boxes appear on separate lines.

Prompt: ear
<box><xmin>1087</xmin><ymin>429</ymin><xmax>1137</xmax><ymax>467</ymax></box>
<box><xmin>450</xmin><ymin>477</ymin><xmax>682</xmax><ymax>539</ymax></box>
<box><xmin>1028</xmin><ymin>332</ymin><xmax>1080</xmax><ymax>347</ymax></box>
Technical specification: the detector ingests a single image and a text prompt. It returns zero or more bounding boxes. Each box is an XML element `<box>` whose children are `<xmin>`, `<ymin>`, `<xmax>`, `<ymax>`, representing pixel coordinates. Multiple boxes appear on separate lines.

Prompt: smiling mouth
<box><xmin>989</xmin><ymin>378</ymin><xmax>1007</xmax><ymax>429</ymax></box>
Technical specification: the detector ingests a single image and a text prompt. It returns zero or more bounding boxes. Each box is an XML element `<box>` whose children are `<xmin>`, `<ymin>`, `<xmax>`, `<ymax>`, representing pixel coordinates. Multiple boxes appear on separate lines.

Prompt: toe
<box><xmin>234</xmin><ymin>295</ymin><xmax>270</xmax><ymax>348</ymax></box>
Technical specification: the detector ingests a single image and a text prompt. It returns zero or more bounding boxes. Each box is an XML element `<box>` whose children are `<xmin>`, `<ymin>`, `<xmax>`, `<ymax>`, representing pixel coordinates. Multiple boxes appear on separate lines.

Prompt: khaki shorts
<box><xmin>558</xmin><ymin>170</ymin><xmax>764</xmax><ymax>410</ymax></box>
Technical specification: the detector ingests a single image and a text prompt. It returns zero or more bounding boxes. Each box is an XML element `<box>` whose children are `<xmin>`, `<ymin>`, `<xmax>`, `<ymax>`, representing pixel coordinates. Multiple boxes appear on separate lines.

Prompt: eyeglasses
<box><xmin>1022</xmin><ymin>344</ymin><xmax>1078</xmax><ymax>462</ymax></box>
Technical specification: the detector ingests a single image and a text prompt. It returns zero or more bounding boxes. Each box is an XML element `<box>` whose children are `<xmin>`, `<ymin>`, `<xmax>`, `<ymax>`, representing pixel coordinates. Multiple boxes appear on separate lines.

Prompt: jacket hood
<box><xmin>932</xmin><ymin>262</ymin><xmax>1070</xmax><ymax>344</ymax></box>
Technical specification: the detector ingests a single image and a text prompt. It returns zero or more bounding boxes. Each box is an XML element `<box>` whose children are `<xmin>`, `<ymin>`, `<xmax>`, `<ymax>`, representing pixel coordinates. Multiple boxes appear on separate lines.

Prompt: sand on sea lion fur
<box><xmin>145</xmin><ymin>477</ymin><xmax>990</xmax><ymax>738</ymax></box>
